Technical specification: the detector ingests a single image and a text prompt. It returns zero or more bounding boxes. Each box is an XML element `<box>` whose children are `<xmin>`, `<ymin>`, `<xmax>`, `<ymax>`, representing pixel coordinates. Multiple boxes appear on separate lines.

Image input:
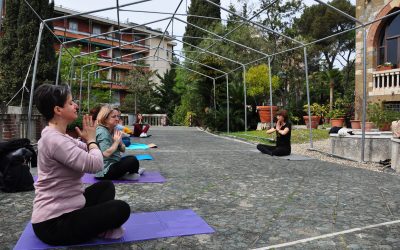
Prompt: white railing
<box><xmin>371</xmin><ymin>68</ymin><xmax>400</xmax><ymax>96</ymax></box>
<box><xmin>142</xmin><ymin>114</ymin><xmax>167</xmax><ymax>126</ymax></box>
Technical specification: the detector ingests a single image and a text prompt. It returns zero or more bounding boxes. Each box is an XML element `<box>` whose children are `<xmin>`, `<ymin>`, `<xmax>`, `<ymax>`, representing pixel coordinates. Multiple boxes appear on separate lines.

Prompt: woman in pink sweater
<box><xmin>32</xmin><ymin>84</ymin><xmax>130</xmax><ymax>245</ymax></box>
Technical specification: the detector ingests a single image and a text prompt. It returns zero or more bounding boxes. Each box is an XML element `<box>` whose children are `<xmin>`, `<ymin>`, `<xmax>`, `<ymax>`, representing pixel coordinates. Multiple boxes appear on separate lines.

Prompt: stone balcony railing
<box><xmin>371</xmin><ymin>68</ymin><xmax>400</xmax><ymax>96</ymax></box>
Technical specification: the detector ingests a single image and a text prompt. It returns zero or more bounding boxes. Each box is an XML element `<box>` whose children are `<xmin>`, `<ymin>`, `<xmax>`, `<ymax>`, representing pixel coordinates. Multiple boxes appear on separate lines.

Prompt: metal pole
<box><xmin>27</xmin><ymin>22</ymin><xmax>44</xmax><ymax>141</ymax></box>
<box><xmin>268</xmin><ymin>57</ymin><xmax>274</xmax><ymax>128</ymax></box>
<box><xmin>55</xmin><ymin>46</ymin><xmax>63</xmax><ymax>85</ymax></box>
<box><xmin>134</xmin><ymin>93</ymin><xmax>137</xmax><ymax>114</ymax></box>
<box><xmin>243</xmin><ymin>65</ymin><xmax>247</xmax><ymax>132</ymax></box>
<box><xmin>213</xmin><ymin>78</ymin><xmax>216</xmax><ymax>125</ymax></box>
<box><xmin>79</xmin><ymin>66</ymin><xmax>84</xmax><ymax>114</ymax></box>
<box><xmin>361</xmin><ymin>27</ymin><xmax>367</xmax><ymax>162</ymax></box>
<box><xmin>69</xmin><ymin>58</ymin><xmax>76</xmax><ymax>87</ymax></box>
<box><xmin>304</xmin><ymin>47</ymin><xmax>313</xmax><ymax>149</ymax></box>
<box><xmin>226</xmin><ymin>74</ymin><xmax>229</xmax><ymax>133</ymax></box>
<box><xmin>87</xmin><ymin>73</ymin><xmax>90</xmax><ymax>112</ymax></box>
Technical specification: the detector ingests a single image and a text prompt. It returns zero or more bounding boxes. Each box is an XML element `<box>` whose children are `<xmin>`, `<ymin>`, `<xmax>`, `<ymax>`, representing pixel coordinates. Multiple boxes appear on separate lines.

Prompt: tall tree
<box><xmin>0</xmin><ymin>0</ymin><xmax>57</xmax><ymax>105</ymax></box>
<box><xmin>294</xmin><ymin>0</ymin><xmax>355</xmax><ymax>70</ymax></box>
<box><xmin>183</xmin><ymin>0</ymin><xmax>221</xmax><ymax>48</ymax></box>
<box><xmin>154</xmin><ymin>66</ymin><xmax>179</xmax><ymax>118</ymax></box>
<box><xmin>124</xmin><ymin>67</ymin><xmax>156</xmax><ymax>113</ymax></box>
<box><xmin>0</xmin><ymin>0</ymin><xmax>20</xmax><ymax>104</ymax></box>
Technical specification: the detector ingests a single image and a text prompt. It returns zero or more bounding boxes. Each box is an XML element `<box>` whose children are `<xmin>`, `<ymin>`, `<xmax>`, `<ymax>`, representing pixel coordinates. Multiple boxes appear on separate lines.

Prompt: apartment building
<box><xmin>0</xmin><ymin>2</ymin><xmax>175</xmax><ymax>105</ymax></box>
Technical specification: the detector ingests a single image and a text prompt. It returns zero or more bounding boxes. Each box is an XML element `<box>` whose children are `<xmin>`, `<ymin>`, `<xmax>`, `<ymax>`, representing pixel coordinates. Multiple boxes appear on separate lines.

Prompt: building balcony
<box><xmin>97</xmin><ymin>60</ymin><xmax>150</xmax><ymax>70</ymax></box>
<box><xmin>371</xmin><ymin>68</ymin><xmax>400</xmax><ymax>96</ymax></box>
<box><xmin>54</xmin><ymin>28</ymin><xmax>148</xmax><ymax>50</ymax></box>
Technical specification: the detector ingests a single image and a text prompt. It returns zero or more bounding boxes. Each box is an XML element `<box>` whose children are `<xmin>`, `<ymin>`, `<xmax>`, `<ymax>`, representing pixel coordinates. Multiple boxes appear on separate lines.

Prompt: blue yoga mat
<box><xmin>126</xmin><ymin>143</ymin><xmax>149</xmax><ymax>150</ymax></box>
<box><xmin>135</xmin><ymin>154</ymin><xmax>153</xmax><ymax>161</ymax></box>
<box><xmin>14</xmin><ymin>209</ymin><xmax>215</xmax><ymax>249</ymax></box>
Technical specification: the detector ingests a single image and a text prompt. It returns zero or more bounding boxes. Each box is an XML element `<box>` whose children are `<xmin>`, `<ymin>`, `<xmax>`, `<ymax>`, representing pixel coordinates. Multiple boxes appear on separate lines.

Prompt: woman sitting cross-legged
<box><xmin>95</xmin><ymin>105</ymin><xmax>143</xmax><ymax>180</ymax></box>
<box><xmin>32</xmin><ymin>84</ymin><xmax>130</xmax><ymax>246</ymax></box>
<box><xmin>257</xmin><ymin>110</ymin><xmax>292</xmax><ymax>156</ymax></box>
<box><xmin>133</xmin><ymin>112</ymin><xmax>150</xmax><ymax>138</ymax></box>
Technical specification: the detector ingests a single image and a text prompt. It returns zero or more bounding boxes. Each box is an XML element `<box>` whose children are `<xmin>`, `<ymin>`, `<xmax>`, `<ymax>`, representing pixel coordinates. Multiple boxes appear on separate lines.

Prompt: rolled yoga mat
<box><xmin>14</xmin><ymin>209</ymin><xmax>215</xmax><ymax>250</ymax></box>
<box><xmin>126</xmin><ymin>143</ymin><xmax>149</xmax><ymax>150</ymax></box>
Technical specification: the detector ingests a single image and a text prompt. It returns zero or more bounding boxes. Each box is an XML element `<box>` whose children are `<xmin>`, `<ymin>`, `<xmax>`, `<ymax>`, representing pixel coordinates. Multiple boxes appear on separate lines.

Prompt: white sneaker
<box><xmin>138</xmin><ymin>168</ymin><xmax>146</xmax><ymax>175</ymax></box>
<box><xmin>139</xmin><ymin>133</ymin><xmax>147</xmax><ymax>138</ymax></box>
<box><xmin>122</xmin><ymin>173</ymin><xmax>140</xmax><ymax>180</ymax></box>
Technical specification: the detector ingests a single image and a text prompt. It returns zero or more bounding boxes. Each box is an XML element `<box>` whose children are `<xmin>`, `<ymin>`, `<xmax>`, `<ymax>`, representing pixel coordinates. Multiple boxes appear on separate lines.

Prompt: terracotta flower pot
<box><xmin>303</xmin><ymin>116</ymin><xmax>320</xmax><ymax>129</ymax></box>
<box><xmin>330</xmin><ymin>118</ymin><xmax>345</xmax><ymax>127</ymax></box>
<box><xmin>377</xmin><ymin>65</ymin><xmax>393</xmax><ymax>71</ymax></box>
<box><xmin>379</xmin><ymin>122</ymin><xmax>391</xmax><ymax>131</ymax></box>
<box><xmin>257</xmin><ymin>106</ymin><xmax>278</xmax><ymax>123</ymax></box>
<box><xmin>350</xmin><ymin>120</ymin><xmax>361</xmax><ymax>129</ymax></box>
<box><xmin>362</xmin><ymin>121</ymin><xmax>374</xmax><ymax>131</ymax></box>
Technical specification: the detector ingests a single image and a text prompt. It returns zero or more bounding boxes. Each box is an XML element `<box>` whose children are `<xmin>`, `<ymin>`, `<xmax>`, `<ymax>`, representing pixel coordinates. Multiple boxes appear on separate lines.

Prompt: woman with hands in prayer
<box><xmin>32</xmin><ymin>84</ymin><xmax>130</xmax><ymax>245</ymax></box>
<box><xmin>256</xmin><ymin>110</ymin><xmax>292</xmax><ymax>156</ymax></box>
<box><xmin>95</xmin><ymin>105</ymin><xmax>143</xmax><ymax>180</ymax></box>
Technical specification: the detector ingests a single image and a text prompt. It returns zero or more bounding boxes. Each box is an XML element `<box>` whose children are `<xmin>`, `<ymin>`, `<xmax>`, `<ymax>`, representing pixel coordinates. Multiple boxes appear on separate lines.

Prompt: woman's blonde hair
<box><xmin>96</xmin><ymin>105</ymin><xmax>116</xmax><ymax>126</ymax></box>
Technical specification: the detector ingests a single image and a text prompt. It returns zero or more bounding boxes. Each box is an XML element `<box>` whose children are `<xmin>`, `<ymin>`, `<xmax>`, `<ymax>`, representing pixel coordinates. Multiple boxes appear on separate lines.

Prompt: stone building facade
<box><xmin>355</xmin><ymin>0</ymin><xmax>400</xmax><ymax>118</ymax></box>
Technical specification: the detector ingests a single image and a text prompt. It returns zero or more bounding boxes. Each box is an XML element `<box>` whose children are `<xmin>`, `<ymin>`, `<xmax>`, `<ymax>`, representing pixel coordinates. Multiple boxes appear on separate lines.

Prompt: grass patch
<box><xmin>222</xmin><ymin>128</ymin><xmax>330</xmax><ymax>144</ymax></box>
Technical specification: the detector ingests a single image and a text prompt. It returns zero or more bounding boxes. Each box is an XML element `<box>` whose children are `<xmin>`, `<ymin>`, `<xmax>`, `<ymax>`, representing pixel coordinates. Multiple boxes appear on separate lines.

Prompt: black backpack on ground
<box><xmin>0</xmin><ymin>140</ymin><xmax>36</xmax><ymax>193</ymax></box>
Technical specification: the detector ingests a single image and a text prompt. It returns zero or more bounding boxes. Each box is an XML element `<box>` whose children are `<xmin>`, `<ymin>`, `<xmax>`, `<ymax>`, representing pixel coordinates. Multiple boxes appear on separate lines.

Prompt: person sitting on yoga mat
<box><xmin>32</xmin><ymin>84</ymin><xmax>130</xmax><ymax>246</ymax></box>
<box><xmin>133</xmin><ymin>112</ymin><xmax>150</xmax><ymax>138</ymax></box>
<box><xmin>95</xmin><ymin>105</ymin><xmax>144</xmax><ymax>180</ymax></box>
<box><xmin>114</xmin><ymin>108</ymin><xmax>134</xmax><ymax>138</ymax></box>
<box><xmin>257</xmin><ymin>109</ymin><xmax>292</xmax><ymax>156</ymax></box>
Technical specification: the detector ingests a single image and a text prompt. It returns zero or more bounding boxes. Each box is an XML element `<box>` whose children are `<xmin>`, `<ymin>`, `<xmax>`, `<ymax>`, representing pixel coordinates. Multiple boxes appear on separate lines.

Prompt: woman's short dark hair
<box><xmin>89</xmin><ymin>105</ymin><xmax>101</xmax><ymax>121</ymax></box>
<box><xmin>276</xmin><ymin>109</ymin><xmax>288</xmax><ymax>122</ymax></box>
<box><xmin>34</xmin><ymin>84</ymin><xmax>71</xmax><ymax>121</ymax></box>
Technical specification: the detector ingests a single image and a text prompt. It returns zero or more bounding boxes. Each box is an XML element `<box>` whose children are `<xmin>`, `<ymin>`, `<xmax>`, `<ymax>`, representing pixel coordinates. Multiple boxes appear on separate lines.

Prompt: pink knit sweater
<box><xmin>31</xmin><ymin>126</ymin><xmax>103</xmax><ymax>223</ymax></box>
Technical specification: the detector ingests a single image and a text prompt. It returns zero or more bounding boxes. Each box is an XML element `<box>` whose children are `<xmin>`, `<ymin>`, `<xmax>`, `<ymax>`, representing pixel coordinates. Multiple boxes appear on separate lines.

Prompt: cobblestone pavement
<box><xmin>1</xmin><ymin>126</ymin><xmax>400</xmax><ymax>249</ymax></box>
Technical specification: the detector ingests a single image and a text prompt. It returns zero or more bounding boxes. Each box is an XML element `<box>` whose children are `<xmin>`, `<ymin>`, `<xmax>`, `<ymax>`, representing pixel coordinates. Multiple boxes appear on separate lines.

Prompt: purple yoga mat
<box><xmin>82</xmin><ymin>172</ymin><xmax>165</xmax><ymax>184</ymax></box>
<box><xmin>14</xmin><ymin>209</ymin><xmax>215</xmax><ymax>250</ymax></box>
<box><xmin>34</xmin><ymin>171</ymin><xmax>165</xmax><ymax>184</ymax></box>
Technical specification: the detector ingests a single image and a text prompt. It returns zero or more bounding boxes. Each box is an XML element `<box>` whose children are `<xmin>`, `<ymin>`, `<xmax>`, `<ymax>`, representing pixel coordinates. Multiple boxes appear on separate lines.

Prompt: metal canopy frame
<box><xmin>21</xmin><ymin>0</ymin><xmax>398</xmax><ymax>162</ymax></box>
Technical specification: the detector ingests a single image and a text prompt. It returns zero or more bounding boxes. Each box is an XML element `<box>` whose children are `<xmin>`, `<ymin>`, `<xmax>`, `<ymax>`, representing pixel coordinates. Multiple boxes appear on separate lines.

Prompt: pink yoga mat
<box><xmin>14</xmin><ymin>209</ymin><xmax>215</xmax><ymax>250</ymax></box>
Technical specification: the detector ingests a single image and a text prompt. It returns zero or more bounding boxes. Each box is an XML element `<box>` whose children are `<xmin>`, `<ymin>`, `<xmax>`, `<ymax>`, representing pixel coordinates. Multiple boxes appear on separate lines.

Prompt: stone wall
<box><xmin>330</xmin><ymin>132</ymin><xmax>392</xmax><ymax>162</ymax></box>
<box><xmin>355</xmin><ymin>0</ymin><xmax>400</xmax><ymax>119</ymax></box>
<box><xmin>0</xmin><ymin>106</ymin><xmax>46</xmax><ymax>142</ymax></box>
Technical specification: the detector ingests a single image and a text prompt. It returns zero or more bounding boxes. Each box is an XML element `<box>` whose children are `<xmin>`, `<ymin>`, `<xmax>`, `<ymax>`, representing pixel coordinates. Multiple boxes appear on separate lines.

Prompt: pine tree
<box><xmin>0</xmin><ymin>0</ymin><xmax>20</xmax><ymax>104</ymax></box>
<box><xmin>0</xmin><ymin>0</ymin><xmax>57</xmax><ymax>105</ymax></box>
<box><xmin>155</xmin><ymin>67</ymin><xmax>179</xmax><ymax>117</ymax></box>
<box><xmin>183</xmin><ymin>0</ymin><xmax>221</xmax><ymax>49</ymax></box>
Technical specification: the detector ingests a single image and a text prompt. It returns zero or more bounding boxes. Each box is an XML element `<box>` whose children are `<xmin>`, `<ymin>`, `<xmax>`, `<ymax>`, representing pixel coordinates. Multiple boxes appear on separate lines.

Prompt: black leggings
<box><xmin>257</xmin><ymin>144</ymin><xmax>291</xmax><ymax>156</ymax></box>
<box><xmin>32</xmin><ymin>181</ymin><xmax>130</xmax><ymax>246</ymax></box>
<box><xmin>101</xmin><ymin>156</ymin><xmax>139</xmax><ymax>180</ymax></box>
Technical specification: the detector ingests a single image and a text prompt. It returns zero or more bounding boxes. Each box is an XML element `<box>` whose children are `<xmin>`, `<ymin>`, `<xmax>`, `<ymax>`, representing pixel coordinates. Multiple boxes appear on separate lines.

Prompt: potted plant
<box><xmin>245</xmin><ymin>64</ymin><xmax>279</xmax><ymax>124</ymax></box>
<box><xmin>66</xmin><ymin>115</ymin><xmax>83</xmax><ymax>138</ymax></box>
<box><xmin>303</xmin><ymin>103</ymin><xmax>325</xmax><ymax>129</ymax></box>
<box><xmin>350</xmin><ymin>119</ymin><xmax>361</xmax><ymax>129</ymax></box>
<box><xmin>368</xmin><ymin>103</ymin><xmax>400</xmax><ymax>131</ymax></box>
<box><xmin>327</xmin><ymin>108</ymin><xmax>346</xmax><ymax>127</ymax></box>
<box><xmin>377</xmin><ymin>62</ymin><xmax>394</xmax><ymax>71</ymax></box>
<box><xmin>327</xmin><ymin>98</ymin><xmax>348</xmax><ymax>127</ymax></box>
